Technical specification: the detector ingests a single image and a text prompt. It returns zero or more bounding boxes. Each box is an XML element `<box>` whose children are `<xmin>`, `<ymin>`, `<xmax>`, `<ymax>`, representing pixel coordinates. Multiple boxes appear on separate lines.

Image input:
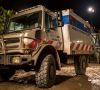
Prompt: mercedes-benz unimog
<box><xmin>0</xmin><ymin>5</ymin><xmax>94</xmax><ymax>88</ymax></box>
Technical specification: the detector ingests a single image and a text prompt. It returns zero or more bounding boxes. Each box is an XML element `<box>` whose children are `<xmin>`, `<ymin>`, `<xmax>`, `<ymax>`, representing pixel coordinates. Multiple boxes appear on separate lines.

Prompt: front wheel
<box><xmin>35</xmin><ymin>54</ymin><xmax>56</xmax><ymax>88</ymax></box>
<box><xmin>74</xmin><ymin>55</ymin><xmax>87</xmax><ymax>75</ymax></box>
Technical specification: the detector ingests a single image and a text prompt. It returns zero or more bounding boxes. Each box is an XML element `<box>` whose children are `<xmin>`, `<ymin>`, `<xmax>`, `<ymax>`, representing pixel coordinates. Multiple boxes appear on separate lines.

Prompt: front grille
<box><xmin>4</xmin><ymin>38</ymin><xmax>20</xmax><ymax>44</ymax></box>
<box><xmin>4</xmin><ymin>38</ymin><xmax>20</xmax><ymax>50</ymax></box>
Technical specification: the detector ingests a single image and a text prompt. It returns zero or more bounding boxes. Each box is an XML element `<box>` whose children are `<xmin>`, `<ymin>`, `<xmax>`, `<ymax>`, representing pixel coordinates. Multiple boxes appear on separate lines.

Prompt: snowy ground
<box><xmin>57</xmin><ymin>64</ymin><xmax>100</xmax><ymax>90</ymax></box>
<box><xmin>86</xmin><ymin>64</ymin><xmax>100</xmax><ymax>90</ymax></box>
<box><xmin>0</xmin><ymin>64</ymin><xmax>100</xmax><ymax>90</ymax></box>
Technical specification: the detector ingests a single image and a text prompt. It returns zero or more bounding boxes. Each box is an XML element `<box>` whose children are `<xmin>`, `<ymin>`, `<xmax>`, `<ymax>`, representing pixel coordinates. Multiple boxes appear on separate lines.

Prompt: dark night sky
<box><xmin>0</xmin><ymin>0</ymin><xmax>100</xmax><ymax>29</ymax></box>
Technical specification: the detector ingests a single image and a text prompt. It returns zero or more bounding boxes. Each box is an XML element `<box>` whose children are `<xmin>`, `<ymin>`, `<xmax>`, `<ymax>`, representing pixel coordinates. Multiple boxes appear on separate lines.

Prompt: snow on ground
<box><xmin>11</xmin><ymin>64</ymin><xmax>100</xmax><ymax>89</ymax></box>
<box><xmin>57</xmin><ymin>64</ymin><xmax>100</xmax><ymax>88</ymax></box>
<box><xmin>86</xmin><ymin>64</ymin><xmax>100</xmax><ymax>87</ymax></box>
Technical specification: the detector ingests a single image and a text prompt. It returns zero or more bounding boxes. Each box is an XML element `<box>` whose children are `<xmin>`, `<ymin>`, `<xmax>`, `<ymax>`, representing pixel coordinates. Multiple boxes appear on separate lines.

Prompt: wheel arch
<box><xmin>33</xmin><ymin>44</ymin><xmax>61</xmax><ymax>70</ymax></box>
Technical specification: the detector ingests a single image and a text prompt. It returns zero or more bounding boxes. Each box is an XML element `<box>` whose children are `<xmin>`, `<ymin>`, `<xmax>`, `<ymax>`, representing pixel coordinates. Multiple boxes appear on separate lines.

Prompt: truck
<box><xmin>0</xmin><ymin>5</ymin><xmax>94</xmax><ymax>88</ymax></box>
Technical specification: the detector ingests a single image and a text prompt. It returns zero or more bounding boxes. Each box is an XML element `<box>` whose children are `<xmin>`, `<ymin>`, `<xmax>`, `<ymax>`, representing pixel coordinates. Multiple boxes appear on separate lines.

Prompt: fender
<box><xmin>32</xmin><ymin>44</ymin><xmax>61</xmax><ymax>70</ymax></box>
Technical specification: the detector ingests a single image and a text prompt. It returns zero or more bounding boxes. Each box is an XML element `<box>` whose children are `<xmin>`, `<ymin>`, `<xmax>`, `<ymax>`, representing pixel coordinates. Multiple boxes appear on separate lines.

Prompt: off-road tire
<box><xmin>0</xmin><ymin>69</ymin><xmax>15</xmax><ymax>81</ymax></box>
<box><xmin>35</xmin><ymin>54</ymin><xmax>56</xmax><ymax>88</ymax></box>
<box><xmin>74</xmin><ymin>55</ymin><xmax>87</xmax><ymax>75</ymax></box>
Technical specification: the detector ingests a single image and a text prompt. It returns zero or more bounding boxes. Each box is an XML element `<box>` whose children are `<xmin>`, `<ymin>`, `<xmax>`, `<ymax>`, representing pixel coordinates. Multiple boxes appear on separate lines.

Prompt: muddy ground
<box><xmin>0</xmin><ymin>64</ymin><xmax>100</xmax><ymax>90</ymax></box>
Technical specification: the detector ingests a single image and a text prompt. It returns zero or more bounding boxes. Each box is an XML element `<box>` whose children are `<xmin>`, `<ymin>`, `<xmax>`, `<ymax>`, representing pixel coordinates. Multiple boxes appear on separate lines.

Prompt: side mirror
<box><xmin>57</xmin><ymin>11</ymin><xmax>64</xmax><ymax>27</ymax></box>
<box><xmin>58</xmin><ymin>21</ymin><xmax>64</xmax><ymax>27</ymax></box>
<box><xmin>35</xmin><ymin>30</ymin><xmax>41</xmax><ymax>39</ymax></box>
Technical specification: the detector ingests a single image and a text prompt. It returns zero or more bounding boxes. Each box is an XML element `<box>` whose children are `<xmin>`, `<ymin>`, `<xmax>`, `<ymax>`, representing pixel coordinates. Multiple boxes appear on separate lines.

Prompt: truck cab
<box><xmin>0</xmin><ymin>5</ymin><xmax>61</xmax><ymax>88</ymax></box>
<box><xmin>0</xmin><ymin>5</ymin><xmax>60</xmax><ymax>64</ymax></box>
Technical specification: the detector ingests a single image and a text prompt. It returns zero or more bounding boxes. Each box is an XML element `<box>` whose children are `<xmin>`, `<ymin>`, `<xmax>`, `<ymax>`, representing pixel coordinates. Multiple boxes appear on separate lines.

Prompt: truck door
<box><xmin>45</xmin><ymin>13</ymin><xmax>60</xmax><ymax>49</ymax></box>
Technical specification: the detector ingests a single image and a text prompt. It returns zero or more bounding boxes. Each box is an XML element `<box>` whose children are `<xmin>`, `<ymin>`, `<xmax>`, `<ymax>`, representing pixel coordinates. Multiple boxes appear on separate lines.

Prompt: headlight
<box><xmin>23</xmin><ymin>38</ymin><xmax>33</xmax><ymax>45</ymax></box>
<box><xmin>12</xmin><ymin>57</ymin><xmax>21</xmax><ymax>64</ymax></box>
<box><xmin>23</xmin><ymin>38</ymin><xmax>37</xmax><ymax>48</ymax></box>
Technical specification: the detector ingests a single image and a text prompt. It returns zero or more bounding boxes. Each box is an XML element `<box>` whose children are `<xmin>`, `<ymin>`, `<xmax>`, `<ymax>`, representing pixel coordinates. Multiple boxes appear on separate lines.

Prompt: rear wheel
<box><xmin>74</xmin><ymin>55</ymin><xmax>87</xmax><ymax>75</ymax></box>
<box><xmin>0</xmin><ymin>69</ymin><xmax>15</xmax><ymax>81</ymax></box>
<box><xmin>35</xmin><ymin>54</ymin><xmax>56</xmax><ymax>88</ymax></box>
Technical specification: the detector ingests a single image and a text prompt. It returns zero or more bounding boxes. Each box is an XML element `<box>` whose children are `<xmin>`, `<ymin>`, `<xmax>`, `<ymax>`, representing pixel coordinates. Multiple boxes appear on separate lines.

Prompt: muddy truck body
<box><xmin>0</xmin><ymin>5</ymin><xmax>94</xmax><ymax>88</ymax></box>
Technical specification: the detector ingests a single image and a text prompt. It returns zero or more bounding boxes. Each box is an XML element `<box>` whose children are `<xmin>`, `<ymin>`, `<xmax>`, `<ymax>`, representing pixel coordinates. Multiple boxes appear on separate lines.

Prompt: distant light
<box><xmin>88</xmin><ymin>7</ymin><xmax>92</xmax><ymax>12</ymax></box>
<box><xmin>88</xmin><ymin>7</ymin><xmax>95</xmax><ymax>13</ymax></box>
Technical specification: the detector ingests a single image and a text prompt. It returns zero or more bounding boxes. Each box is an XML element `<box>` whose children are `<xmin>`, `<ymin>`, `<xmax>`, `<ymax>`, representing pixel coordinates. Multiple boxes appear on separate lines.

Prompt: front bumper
<box><xmin>0</xmin><ymin>54</ymin><xmax>32</xmax><ymax>65</ymax></box>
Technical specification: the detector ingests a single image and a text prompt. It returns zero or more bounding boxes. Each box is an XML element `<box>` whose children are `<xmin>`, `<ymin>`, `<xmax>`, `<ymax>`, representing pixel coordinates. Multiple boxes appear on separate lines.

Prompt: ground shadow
<box><xmin>55</xmin><ymin>75</ymin><xmax>73</xmax><ymax>85</ymax></box>
<box><xmin>8</xmin><ymin>74</ymin><xmax>73</xmax><ymax>86</ymax></box>
<box><xmin>9</xmin><ymin>75</ymin><xmax>36</xmax><ymax>85</ymax></box>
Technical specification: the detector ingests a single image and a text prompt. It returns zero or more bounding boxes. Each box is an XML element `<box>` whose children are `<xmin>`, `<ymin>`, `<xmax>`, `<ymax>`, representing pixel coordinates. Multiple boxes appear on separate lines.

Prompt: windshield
<box><xmin>8</xmin><ymin>11</ymin><xmax>42</xmax><ymax>32</ymax></box>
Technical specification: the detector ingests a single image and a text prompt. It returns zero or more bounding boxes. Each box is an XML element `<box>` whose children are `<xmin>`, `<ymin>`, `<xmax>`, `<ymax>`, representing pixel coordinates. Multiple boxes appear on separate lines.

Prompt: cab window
<box><xmin>45</xmin><ymin>13</ymin><xmax>57</xmax><ymax>30</ymax></box>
